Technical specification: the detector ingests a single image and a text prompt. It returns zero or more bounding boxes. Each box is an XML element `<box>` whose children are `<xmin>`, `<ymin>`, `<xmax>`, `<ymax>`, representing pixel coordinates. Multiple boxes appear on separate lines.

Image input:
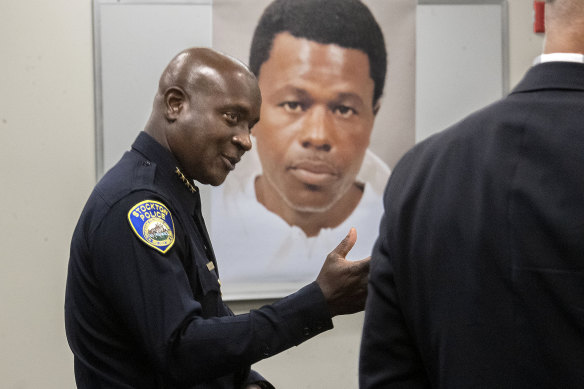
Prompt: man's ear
<box><xmin>373</xmin><ymin>99</ymin><xmax>382</xmax><ymax>116</ymax></box>
<box><xmin>164</xmin><ymin>87</ymin><xmax>187</xmax><ymax>122</ymax></box>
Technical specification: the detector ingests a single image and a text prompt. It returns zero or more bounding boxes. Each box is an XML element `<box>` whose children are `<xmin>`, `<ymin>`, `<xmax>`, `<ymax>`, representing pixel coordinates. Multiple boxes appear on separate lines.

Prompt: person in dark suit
<box><xmin>65</xmin><ymin>47</ymin><xmax>369</xmax><ymax>389</ymax></box>
<box><xmin>359</xmin><ymin>0</ymin><xmax>584</xmax><ymax>387</ymax></box>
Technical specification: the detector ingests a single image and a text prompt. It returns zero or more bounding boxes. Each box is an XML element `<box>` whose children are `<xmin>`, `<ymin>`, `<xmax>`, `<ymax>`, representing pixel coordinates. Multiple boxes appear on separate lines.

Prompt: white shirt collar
<box><xmin>533</xmin><ymin>53</ymin><xmax>584</xmax><ymax>65</ymax></box>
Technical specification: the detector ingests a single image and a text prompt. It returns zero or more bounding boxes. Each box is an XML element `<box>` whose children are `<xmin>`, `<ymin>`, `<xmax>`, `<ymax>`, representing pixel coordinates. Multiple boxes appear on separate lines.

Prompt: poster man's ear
<box><xmin>164</xmin><ymin>87</ymin><xmax>187</xmax><ymax>122</ymax></box>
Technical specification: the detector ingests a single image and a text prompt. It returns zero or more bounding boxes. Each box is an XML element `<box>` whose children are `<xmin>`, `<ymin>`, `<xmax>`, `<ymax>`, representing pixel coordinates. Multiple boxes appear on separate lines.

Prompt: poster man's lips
<box><xmin>292</xmin><ymin>160</ymin><xmax>337</xmax><ymax>175</ymax></box>
<box><xmin>289</xmin><ymin>160</ymin><xmax>338</xmax><ymax>185</ymax></box>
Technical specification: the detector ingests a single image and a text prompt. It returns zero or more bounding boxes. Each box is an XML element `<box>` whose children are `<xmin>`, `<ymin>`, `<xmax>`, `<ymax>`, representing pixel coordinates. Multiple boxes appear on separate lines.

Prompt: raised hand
<box><xmin>316</xmin><ymin>228</ymin><xmax>371</xmax><ymax>317</ymax></box>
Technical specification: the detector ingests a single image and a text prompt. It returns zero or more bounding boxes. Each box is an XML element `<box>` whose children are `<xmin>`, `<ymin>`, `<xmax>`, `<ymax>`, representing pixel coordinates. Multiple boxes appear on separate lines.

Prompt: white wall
<box><xmin>1</xmin><ymin>0</ymin><xmax>94</xmax><ymax>387</ymax></box>
<box><xmin>0</xmin><ymin>0</ymin><xmax>544</xmax><ymax>387</ymax></box>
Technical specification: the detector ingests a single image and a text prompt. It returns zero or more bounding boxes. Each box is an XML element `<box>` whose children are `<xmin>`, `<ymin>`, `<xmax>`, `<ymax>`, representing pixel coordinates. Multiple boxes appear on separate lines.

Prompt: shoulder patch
<box><xmin>127</xmin><ymin>200</ymin><xmax>175</xmax><ymax>254</ymax></box>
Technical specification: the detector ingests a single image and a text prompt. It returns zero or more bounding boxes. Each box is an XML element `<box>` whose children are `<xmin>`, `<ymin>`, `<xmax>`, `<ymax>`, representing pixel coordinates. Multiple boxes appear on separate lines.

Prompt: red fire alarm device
<box><xmin>534</xmin><ymin>0</ymin><xmax>545</xmax><ymax>33</ymax></box>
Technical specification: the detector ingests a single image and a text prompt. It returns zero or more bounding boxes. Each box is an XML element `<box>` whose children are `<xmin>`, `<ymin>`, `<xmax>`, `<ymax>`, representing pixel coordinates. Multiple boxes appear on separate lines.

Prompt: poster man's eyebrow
<box><xmin>336</xmin><ymin>92</ymin><xmax>365</xmax><ymax>105</ymax></box>
<box><xmin>270</xmin><ymin>85</ymin><xmax>312</xmax><ymax>98</ymax></box>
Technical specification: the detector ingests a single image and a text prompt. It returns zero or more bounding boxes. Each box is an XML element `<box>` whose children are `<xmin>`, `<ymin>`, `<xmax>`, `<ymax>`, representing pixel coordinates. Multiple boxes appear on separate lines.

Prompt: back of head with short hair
<box><xmin>249</xmin><ymin>0</ymin><xmax>387</xmax><ymax>105</ymax></box>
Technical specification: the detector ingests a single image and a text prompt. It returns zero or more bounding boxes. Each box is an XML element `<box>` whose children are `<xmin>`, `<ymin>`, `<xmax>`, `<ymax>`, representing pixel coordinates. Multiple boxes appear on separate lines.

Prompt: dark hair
<box><xmin>249</xmin><ymin>0</ymin><xmax>387</xmax><ymax>105</ymax></box>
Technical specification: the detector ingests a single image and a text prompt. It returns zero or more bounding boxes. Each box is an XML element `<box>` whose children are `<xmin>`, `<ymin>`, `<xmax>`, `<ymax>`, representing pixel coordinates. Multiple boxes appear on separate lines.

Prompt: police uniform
<box><xmin>65</xmin><ymin>131</ymin><xmax>333</xmax><ymax>388</ymax></box>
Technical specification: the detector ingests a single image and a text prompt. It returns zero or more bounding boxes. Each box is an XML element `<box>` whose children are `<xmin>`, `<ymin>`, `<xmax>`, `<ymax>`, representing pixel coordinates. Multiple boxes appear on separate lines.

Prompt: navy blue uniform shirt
<box><xmin>65</xmin><ymin>132</ymin><xmax>333</xmax><ymax>388</ymax></box>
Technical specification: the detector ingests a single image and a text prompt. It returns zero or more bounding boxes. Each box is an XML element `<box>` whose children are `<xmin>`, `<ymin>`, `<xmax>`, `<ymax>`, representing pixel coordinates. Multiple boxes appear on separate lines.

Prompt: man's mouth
<box><xmin>289</xmin><ymin>160</ymin><xmax>338</xmax><ymax>186</ymax></box>
<box><xmin>221</xmin><ymin>154</ymin><xmax>240</xmax><ymax>171</ymax></box>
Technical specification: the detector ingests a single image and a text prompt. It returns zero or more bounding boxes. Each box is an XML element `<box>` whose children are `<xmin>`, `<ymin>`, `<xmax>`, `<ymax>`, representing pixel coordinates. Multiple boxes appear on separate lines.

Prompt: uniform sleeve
<box><xmin>359</xmin><ymin>175</ymin><xmax>430</xmax><ymax>388</ymax></box>
<box><xmin>91</xmin><ymin>192</ymin><xmax>333</xmax><ymax>385</ymax></box>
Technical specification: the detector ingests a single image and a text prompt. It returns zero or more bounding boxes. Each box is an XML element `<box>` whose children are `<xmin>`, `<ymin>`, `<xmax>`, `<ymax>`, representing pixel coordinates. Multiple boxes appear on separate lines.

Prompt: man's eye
<box><xmin>223</xmin><ymin>112</ymin><xmax>239</xmax><ymax>124</ymax></box>
<box><xmin>280</xmin><ymin>102</ymin><xmax>304</xmax><ymax>113</ymax></box>
<box><xmin>333</xmin><ymin>105</ymin><xmax>357</xmax><ymax>118</ymax></box>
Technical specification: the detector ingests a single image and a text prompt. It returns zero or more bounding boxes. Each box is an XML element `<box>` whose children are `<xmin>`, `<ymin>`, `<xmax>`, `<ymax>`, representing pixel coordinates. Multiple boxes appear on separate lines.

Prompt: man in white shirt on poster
<box><xmin>211</xmin><ymin>0</ymin><xmax>391</xmax><ymax>298</ymax></box>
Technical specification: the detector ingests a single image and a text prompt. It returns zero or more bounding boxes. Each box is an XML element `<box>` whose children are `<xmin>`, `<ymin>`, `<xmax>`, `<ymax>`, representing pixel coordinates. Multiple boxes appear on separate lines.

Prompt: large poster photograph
<box><xmin>210</xmin><ymin>0</ymin><xmax>416</xmax><ymax>299</ymax></box>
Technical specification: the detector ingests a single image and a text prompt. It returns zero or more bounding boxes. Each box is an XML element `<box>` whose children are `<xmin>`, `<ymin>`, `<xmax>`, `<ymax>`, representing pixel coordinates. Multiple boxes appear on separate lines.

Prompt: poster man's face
<box><xmin>253</xmin><ymin>32</ymin><xmax>377</xmax><ymax>212</ymax></box>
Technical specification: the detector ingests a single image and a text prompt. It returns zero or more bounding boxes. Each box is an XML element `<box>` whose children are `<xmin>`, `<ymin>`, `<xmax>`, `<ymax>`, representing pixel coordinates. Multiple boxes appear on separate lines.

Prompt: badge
<box><xmin>127</xmin><ymin>200</ymin><xmax>175</xmax><ymax>254</ymax></box>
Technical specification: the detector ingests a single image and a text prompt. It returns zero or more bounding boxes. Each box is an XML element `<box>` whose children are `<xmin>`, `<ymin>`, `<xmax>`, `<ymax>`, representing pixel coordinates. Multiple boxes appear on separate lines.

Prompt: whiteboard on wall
<box><xmin>93</xmin><ymin>0</ymin><xmax>212</xmax><ymax>179</ymax></box>
<box><xmin>416</xmin><ymin>0</ymin><xmax>508</xmax><ymax>142</ymax></box>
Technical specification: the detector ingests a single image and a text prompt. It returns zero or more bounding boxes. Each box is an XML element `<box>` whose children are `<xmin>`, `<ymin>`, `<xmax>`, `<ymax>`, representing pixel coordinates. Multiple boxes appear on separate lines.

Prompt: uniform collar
<box><xmin>131</xmin><ymin>131</ymin><xmax>179</xmax><ymax>174</ymax></box>
<box><xmin>131</xmin><ymin>131</ymin><xmax>200</xmax><ymax>215</ymax></box>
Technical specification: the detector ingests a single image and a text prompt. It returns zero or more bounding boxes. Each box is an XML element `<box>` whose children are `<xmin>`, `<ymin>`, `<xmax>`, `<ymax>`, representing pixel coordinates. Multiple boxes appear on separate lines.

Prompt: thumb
<box><xmin>331</xmin><ymin>228</ymin><xmax>357</xmax><ymax>259</ymax></box>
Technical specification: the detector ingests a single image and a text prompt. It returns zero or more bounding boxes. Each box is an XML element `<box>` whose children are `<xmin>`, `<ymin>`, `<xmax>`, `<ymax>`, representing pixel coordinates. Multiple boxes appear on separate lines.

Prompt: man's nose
<box><xmin>300</xmin><ymin>106</ymin><xmax>332</xmax><ymax>152</ymax></box>
<box><xmin>232</xmin><ymin>127</ymin><xmax>252</xmax><ymax>151</ymax></box>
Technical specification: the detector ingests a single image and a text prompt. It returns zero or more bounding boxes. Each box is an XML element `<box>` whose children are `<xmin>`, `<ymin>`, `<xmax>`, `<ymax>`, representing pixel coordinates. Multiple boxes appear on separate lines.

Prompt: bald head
<box><xmin>544</xmin><ymin>0</ymin><xmax>584</xmax><ymax>54</ymax></box>
<box><xmin>157</xmin><ymin>48</ymin><xmax>255</xmax><ymax>100</ymax></box>
<box><xmin>144</xmin><ymin>47</ymin><xmax>262</xmax><ymax>185</ymax></box>
<box><xmin>144</xmin><ymin>47</ymin><xmax>260</xmax><ymax>146</ymax></box>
